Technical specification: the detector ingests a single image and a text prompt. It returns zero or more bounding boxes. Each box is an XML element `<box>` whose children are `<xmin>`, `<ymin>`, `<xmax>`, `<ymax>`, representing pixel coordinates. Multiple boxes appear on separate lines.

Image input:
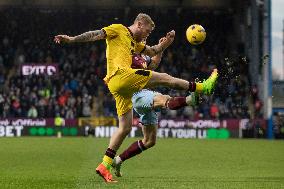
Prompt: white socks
<box><xmin>114</xmin><ymin>156</ymin><xmax>122</xmax><ymax>165</ymax></box>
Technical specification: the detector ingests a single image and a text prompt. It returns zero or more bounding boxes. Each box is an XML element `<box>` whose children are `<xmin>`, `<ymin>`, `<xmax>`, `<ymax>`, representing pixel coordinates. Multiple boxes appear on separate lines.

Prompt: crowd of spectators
<box><xmin>273</xmin><ymin>113</ymin><xmax>284</xmax><ymax>139</ymax></box>
<box><xmin>0</xmin><ymin>8</ymin><xmax>259</xmax><ymax>119</ymax></box>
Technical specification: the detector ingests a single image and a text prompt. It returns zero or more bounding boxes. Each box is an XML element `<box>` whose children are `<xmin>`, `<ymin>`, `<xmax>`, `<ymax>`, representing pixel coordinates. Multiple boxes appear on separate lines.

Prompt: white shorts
<box><xmin>132</xmin><ymin>89</ymin><xmax>161</xmax><ymax>126</ymax></box>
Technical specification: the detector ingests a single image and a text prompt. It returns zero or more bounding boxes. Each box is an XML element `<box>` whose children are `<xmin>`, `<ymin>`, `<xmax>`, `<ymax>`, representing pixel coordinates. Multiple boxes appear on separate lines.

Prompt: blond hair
<box><xmin>134</xmin><ymin>13</ymin><xmax>155</xmax><ymax>29</ymax></box>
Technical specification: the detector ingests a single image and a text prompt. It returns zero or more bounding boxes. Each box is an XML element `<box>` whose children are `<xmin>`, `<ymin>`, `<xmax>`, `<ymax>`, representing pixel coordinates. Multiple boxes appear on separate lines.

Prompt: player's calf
<box><xmin>142</xmin><ymin>138</ymin><xmax>156</xmax><ymax>148</ymax></box>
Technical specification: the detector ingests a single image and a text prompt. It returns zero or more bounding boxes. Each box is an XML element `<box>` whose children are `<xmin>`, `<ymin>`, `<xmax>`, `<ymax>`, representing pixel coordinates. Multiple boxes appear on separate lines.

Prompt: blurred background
<box><xmin>0</xmin><ymin>0</ymin><xmax>283</xmax><ymax>139</ymax></box>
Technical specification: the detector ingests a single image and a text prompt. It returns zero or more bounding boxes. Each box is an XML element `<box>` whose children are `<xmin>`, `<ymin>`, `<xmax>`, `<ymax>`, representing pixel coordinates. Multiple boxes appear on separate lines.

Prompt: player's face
<box><xmin>137</xmin><ymin>22</ymin><xmax>153</xmax><ymax>42</ymax></box>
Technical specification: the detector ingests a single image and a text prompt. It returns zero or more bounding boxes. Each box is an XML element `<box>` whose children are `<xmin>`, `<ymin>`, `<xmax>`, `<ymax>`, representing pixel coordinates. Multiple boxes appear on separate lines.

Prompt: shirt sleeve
<box><xmin>102</xmin><ymin>24</ymin><xmax>121</xmax><ymax>39</ymax></box>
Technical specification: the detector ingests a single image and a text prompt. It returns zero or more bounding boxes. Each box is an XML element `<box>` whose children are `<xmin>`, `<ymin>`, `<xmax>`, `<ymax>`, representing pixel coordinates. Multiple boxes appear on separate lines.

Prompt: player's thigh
<box><xmin>144</xmin><ymin>71</ymin><xmax>172</xmax><ymax>88</ymax></box>
<box><xmin>112</xmin><ymin>92</ymin><xmax>133</xmax><ymax>116</ymax></box>
<box><xmin>118</xmin><ymin>109</ymin><xmax>133</xmax><ymax>132</ymax></box>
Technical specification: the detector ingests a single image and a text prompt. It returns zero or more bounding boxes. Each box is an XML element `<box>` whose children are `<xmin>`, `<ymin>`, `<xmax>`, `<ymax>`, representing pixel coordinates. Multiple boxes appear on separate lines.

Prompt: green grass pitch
<box><xmin>0</xmin><ymin>137</ymin><xmax>284</xmax><ymax>189</ymax></box>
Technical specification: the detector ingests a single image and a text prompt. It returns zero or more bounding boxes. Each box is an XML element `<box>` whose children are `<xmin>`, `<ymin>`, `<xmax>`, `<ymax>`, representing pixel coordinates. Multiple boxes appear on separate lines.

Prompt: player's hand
<box><xmin>161</xmin><ymin>30</ymin><xmax>175</xmax><ymax>48</ymax></box>
<box><xmin>54</xmin><ymin>35</ymin><xmax>74</xmax><ymax>44</ymax></box>
<box><xmin>166</xmin><ymin>30</ymin><xmax>175</xmax><ymax>39</ymax></box>
<box><xmin>165</xmin><ymin>30</ymin><xmax>175</xmax><ymax>43</ymax></box>
<box><xmin>159</xmin><ymin>37</ymin><xmax>167</xmax><ymax>44</ymax></box>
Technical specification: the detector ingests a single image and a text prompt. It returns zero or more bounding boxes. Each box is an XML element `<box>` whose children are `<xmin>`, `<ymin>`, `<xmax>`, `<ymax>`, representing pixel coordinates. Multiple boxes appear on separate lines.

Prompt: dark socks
<box><xmin>188</xmin><ymin>82</ymin><xmax>196</xmax><ymax>92</ymax></box>
<box><xmin>166</xmin><ymin>97</ymin><xmax>187</xmax><ymax>110</ymax></box>
<box><xmin>119</xmin><ymin>140</ymin><xmax>147</xmax><ymax>161</ymax></box>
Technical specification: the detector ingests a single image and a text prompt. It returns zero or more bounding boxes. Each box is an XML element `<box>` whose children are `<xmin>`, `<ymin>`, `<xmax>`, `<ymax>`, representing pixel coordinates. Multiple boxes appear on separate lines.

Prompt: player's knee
<box><xmin>161</xmin><ymin>95</ymin><xmax>171</xmax><ymax>103</ymax></box>
<box><xmin>154</xmin><ymin>94</ymin><xmax>167</xmax><ymax>108</ymax></box>
<box><xmin>165</xmin><ymin>95</ymin><xmax>171</xmax><ymax>99</ymax></box>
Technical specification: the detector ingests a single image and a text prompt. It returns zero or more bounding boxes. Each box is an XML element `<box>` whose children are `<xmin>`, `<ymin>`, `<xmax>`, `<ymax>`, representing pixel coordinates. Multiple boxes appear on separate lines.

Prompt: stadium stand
<box><xmin>0</xmin><ymin>8</ymin><xmax>261</xmax><ymax>119</ymax></box>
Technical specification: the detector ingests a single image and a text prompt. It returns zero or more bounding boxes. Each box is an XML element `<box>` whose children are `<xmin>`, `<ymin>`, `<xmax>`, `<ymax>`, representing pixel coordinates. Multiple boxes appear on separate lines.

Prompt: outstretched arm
<box><xmin>54</xmin><ymin>30</ymin><xmax>106</xmax><ymax>44</ymax></box>
<box><xmin>143</xmin><ymin>30</ymin><xmax>175</xmax><ymax>57</ymax></box>
<box><xmin>147</xmin><ymin>37</ymin><xmax>166</xmax><ymax>70</ymax></box>
<box><xmin>147</xmin><ymin>52</ymin><xmax>163</xmax><ymax>70</ymax></box>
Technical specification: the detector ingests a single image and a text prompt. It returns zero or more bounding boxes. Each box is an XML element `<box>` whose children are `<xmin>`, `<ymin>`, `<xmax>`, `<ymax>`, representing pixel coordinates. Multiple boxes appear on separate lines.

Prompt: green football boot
<box><xmin>201</xmin><ymin>68</ymin><xmax>218</xmax><ymax>95</ymax></box>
